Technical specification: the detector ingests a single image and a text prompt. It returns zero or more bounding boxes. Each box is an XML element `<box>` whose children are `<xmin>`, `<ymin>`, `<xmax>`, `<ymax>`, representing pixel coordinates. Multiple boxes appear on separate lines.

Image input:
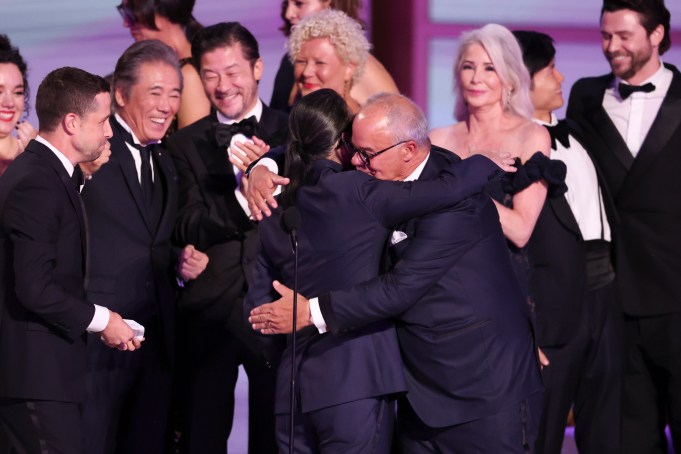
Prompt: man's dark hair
<box><xmin>191</xmin><ymin>22</ymin><xmax>260</xmax><ymax>70</ymax></box>
<box><xmin>36</xmin><ymin>67</ymin><xmax>109</xmax><ymax>132</ymax></box>
<box><xmin>601</xmin><ymin>0</ymin><xmax>671</xmax><ymax>55</ymax></box>
<box><xmin>126</xmin><ymin>0</ymin><xmax>203</xmax><ymax>42</ymax></box>
<box><xmin>0</xmin><ymin>34</ymin><xmax>30</xmax><ymax>116</ymax></box>
<box><xmin>113</xmin><ymin>39</ymin><xmax>182</xmax><ymax>109</ymax></box>
<box><xmin>512</xmin><ymin>31</ymin><xmax>556</xmax><ymax>79</ymax></box>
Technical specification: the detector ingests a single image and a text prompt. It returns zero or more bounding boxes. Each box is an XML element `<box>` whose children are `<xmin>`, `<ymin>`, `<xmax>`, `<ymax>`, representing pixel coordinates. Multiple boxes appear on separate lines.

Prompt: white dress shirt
<box><xmin>602</xmin><ymin>61</ymin><xmax>672</xmax><ymax>157</ymax></box>
<box><xmin>536</xmin><ymin>116</ymin><xmax>611</xmax><ymax>242</ymax></box>
<box><xmin>115</xmin><ymin>113</ymin><xmax>158</xmax><ymax>183</ymax></box>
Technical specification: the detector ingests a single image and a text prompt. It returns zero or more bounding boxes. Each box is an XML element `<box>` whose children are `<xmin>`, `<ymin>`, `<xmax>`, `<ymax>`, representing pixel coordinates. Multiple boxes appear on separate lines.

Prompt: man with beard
<box><xmin>567</xmin><ymin>1</ymin><xmax>680</xmax><ymax>452</ymax></box>
<box><xmin>80</xmin><ymin>40</ymin><xmax>208</xmax><ymax>454</ymax></box>
<box><xmin>0</xmin><ymin>67</ymin><xmax>136</xmax><ymax>454</ymax></box>
<box><xmin>166</xmin><ymin>22</ymin><xmax>288</xmax><ymax>453</ymax></box>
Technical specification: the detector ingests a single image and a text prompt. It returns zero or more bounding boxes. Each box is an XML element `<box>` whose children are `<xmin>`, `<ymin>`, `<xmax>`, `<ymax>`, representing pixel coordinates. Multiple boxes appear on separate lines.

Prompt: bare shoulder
<box><xmin>350</xmin><ymin>54</ymin><xmax>399</xmax><ymax>105</ymax></box>
<box><xmin>429</xmin><ymin>123</ymin><xmax>466</xmax><ymax>156</ymax></box>
<box><xmin>518</xmin><ymin>119</ymin><xmax>550</xmax><ymax>159</ymax></box>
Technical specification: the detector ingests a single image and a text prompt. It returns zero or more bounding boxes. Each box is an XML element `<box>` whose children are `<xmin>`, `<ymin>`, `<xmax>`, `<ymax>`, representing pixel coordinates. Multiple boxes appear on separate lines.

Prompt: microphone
<box><xmin>282</xmin><ymin>206</ymin><xmax>301</xmax><ymax>253</ymax></box>
<box><xmin>281</xmin><ymin>206</ymin><xmax>301</xmax><ymax>454</ymax></box>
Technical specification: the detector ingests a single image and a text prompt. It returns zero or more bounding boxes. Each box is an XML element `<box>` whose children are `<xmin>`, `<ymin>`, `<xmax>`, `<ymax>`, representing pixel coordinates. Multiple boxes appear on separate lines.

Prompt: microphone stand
<box><xmin>289</xmin><ymin>227</ymin><xmax>298</xmax><ymax>454</ymax></box>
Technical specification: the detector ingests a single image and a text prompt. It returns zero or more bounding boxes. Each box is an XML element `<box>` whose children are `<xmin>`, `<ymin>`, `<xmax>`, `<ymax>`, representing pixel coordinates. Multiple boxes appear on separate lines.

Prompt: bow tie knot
<box><xmin>215</xmin><ymin>116</ymin><xmax>258</xmax><ymax>147</ymax></box>
<box><xmin>618</xmin><ymin>82</ymin><xmax>655</xmax><ymax>100</ymax></box>
<box><xmin>544</xmin><ymin>121</ymin><xmax>570</xmax><ymax>150</ymax></box>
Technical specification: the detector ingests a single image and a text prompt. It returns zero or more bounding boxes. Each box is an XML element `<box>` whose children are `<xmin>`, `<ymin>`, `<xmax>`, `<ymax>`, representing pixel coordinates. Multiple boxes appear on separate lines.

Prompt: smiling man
<box><xmin>567</xmin><ymin>1</ymin><xmax>680</xmax><ymax>452</ymax></box>
<box><xmin>165</xmin><ymin>22</ymin><xmax>288</xmax><ymax>454</ymax></box>
<box><xmin>80</xmin><ymin>40</ymin><xmax>208</xmax><ymax>454</ymax></box>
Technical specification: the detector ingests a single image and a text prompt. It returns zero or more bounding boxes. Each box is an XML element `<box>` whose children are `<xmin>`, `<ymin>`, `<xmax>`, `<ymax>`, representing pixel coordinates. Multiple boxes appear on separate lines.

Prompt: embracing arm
<box><xmin>363</xmin><ymin>153</ymin><xmax>501</xmax><ymax>227</ymax></box>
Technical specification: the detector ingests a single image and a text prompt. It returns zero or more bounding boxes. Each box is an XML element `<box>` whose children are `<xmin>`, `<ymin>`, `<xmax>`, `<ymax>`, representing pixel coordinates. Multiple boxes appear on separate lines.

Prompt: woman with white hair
<box><xmin>430</xmin><ymin>23</ymin><xmax>558</xmax><ymax>249</ymax></box>
<box><xmin>287</xmin><ymin>9</ymin><xmax>372</xmax><ymax>113</ymax></box>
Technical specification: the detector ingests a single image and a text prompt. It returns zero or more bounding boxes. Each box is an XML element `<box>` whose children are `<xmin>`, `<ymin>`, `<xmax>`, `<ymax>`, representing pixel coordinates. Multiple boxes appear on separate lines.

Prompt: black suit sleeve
<box><xmin>167</xmin><ymin>138</ymin><xmax>245</xmax><ymax>249</ymax></box>
<box><xmin>320</xmin><ymin>196</ymin><xmax>487</xmax><ymax>333</ymax></box>
<box><xmin>6</xmin><ymin>174</ymin><xmax>94</xmax><ymax>340</ymax></box>
<box><xmin>360</xmin><ymin>154</ymin><xmax>501</xmax><ymax>228</ymax></box>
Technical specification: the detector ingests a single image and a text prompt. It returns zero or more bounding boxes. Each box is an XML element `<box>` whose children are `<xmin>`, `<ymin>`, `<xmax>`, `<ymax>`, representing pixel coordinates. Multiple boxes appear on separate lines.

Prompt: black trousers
<box><xmin>0</xmin><ymin>399</ymin><xmax>81</xmax><ymax>454</ymax></box>
<box><xmin>534</xmin><ymin>280</ymin><xmax>624</xmax><ymax>454</ymax></box>
<box><xmin>397</xmin><ymin>392</ymin><xmax>542</xmax><ymax>454</ymax></box>
<box><xmin>622</xmin><ymin>312</ymin><xmax>681</xmax><ymax>454</ymax></box>
<box><xmin>82</xmin><ymin>319</ymin><xmax>172</xmax><ymax>454</ymax></box>
<box><xmin>175</xmin><ymin>316</ymin><xmax>278</xmax><ymax>454</ymax></box>
<box><xmin>276</xmin><ymin>396</ymin><xmax>396</xmax><ymax>454</ymax></box>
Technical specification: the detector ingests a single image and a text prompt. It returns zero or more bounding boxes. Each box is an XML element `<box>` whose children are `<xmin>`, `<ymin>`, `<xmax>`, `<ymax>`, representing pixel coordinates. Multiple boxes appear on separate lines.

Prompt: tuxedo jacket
<box><xmin>166</xmin><ymin>105</ymin><xmax>288</xmax><ymax>336</ymax></box>
<box><xmin>567</xmin><ymin>63</ymin><xmax>681</xmax><ymax>317</ymax></box>
<box><xmin>81</xmin><ymin>117</ymin><xmax>179</xmax><ymax>362</ymax></box>
<box><xmin>526</xmin><ymin>121</ymin><xmax>618</xmax><ymax>347</ymax></box>
<box><xmin>318</xmin><ymin>148</ymin><xmax>541</xmax><ymax>428</ymax></box>
<box><xmin>0</xmin><ymin>140</ymin><xmax>94</xmax><ymax>402</ymax></box>
<box><xmin>244</xmin><ymin>154</ymin><xmax>500</xmax><ymax>414</ymax></box>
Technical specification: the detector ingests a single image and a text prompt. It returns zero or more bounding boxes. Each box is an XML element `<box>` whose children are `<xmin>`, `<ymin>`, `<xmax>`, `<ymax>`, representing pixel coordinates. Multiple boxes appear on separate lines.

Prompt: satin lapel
<box><xmin>110</xmin><ymin>120</ymin><xmax>154</xmax><ymax>233</ymax></box>
<box><xmin>196</xmin><ymin>118</ymin><xmax>237</xmax><ymax>184</ymax></box>
<box><xmin>581</xmin><ymin>77</ymin><xmax>635</xmax><ymax>171</ymax></box>
<box><xmin>548</xmin><ymin>196</ymin><xmax>581</xmax><ymax>237</ymax></box>
<box><xmin>626</xmin><ymin>65</ymin><xmax>681</xmax><ymax>186</ymax></box>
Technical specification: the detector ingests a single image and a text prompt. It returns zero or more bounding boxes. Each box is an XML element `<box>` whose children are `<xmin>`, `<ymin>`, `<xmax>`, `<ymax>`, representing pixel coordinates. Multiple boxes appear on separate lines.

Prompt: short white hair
<box><xmin>287</xmin><ymin>9</ymin><xmax>370</xmax><ymax>84</ymax></box>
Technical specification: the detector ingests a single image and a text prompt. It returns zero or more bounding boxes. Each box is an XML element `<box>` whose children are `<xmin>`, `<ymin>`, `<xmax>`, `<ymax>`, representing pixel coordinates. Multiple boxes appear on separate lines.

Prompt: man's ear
<box><xmin>253</xmin><ymin>58</ymin><xmax>263</xmax><ymax>82</ymax></box>
<box><xmin>114</xmin><ymin>88</ymin><xmax>126</xmax><ymax>108</ymax></box>
<box><xmin>401</xmin><ymin>140</ymin><xmax>418</xmax><ymax>162</ymax></box>
<box><xmin>63</xmin><ymin>113</ymin><xmax>79</xmax><ymax>135</ymax></box>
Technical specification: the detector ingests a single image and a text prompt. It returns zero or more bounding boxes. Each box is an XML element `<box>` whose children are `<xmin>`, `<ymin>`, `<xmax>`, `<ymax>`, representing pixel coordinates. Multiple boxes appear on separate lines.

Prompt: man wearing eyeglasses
<box><xmin>248</xmin><ymin>93</ymin><xmax>542</xmax><ymax>452</ymax></box>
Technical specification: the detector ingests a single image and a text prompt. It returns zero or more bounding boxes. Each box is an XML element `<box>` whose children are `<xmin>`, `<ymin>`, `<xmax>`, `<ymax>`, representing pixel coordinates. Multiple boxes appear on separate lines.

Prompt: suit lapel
<box><xmin>29</xmin><ymin>141</ymin><xmax>89</xmax><ymax>283</ymax></box>
<box><xmin>580</xmin><ymin>76</ymin><xmax>635</xmax><ymax>171</ymax></box>
<box><xmin>548</xmin><ymin>196</ymin><xmax>581</xmax><ymax>237</ymax></box>
<box><xmin>110</xmin><ymin>118</ymin><xmax>155</xmax><ymax>234</ymax></box>
<box><xmin>626</xmin><ymin>65</ymin><xmax>681</xmax><ymax>185</ymax></box>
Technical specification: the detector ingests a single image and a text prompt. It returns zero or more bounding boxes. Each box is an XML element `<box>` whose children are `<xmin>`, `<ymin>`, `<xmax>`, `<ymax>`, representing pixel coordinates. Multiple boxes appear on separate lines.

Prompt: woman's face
<box><xmin>285</xmin><ymin>0</ymin><xmax>330</xmax><ymax>27</ymax></box>
<box><xmin>0</xmin><ymin>63</ymin><xmax>25</xmax><ymax>139</ymax></box>
<box><xmin>458</xmin><ymin>43</ymin><xmax>505</xmax><ymax>111</ymax></box>
<box><xmin>293</xmin><ymin>38</ymin><xmax>355</xmax><ymax>98</ymax></box>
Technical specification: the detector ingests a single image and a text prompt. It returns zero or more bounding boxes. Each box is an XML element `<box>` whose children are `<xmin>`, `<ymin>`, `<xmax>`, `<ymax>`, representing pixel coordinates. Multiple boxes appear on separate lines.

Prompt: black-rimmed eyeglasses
<box><xmin>116</xmin><ymin>3</ymin><xmax>137</xmax><ymax>25</ymax></box>
<box><xmin>342</xmin><ymin>133</ymin><xmax>409</xmax><ymax>167</ymax></box>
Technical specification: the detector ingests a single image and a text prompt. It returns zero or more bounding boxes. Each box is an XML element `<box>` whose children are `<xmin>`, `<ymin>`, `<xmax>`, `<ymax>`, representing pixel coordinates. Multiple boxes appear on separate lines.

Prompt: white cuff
<box><xmin>87</xmin><ymin>305</ymin><xmax>110</xmax><ymax>333</ymax></box>
<box><xmin>308</xmin><ymin>297</ymin><xmax>327</xmax><ymax>334</ymax></box>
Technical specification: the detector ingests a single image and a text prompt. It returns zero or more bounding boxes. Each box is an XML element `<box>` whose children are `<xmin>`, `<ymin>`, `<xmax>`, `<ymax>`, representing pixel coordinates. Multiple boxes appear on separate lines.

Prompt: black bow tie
<box><xmin>215</xmin><ymin>116</ymin><xmax>258</xmax><ymax>148</ymax></box>
<box><xmin>618</xmin><ymin>82</ymin><xmax>655</xmax><ymax>100</ymax></box>
<box><xmin>544</xmin><ymin>121</ymin><xmax>570</xmax><ymax>150</ymax></box>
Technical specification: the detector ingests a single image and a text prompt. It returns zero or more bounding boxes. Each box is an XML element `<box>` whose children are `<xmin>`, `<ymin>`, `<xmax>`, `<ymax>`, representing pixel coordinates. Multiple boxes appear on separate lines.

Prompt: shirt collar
<box><xmin>35</xmin><ymin>135</ymin><xmax>74</xmax><ymax>176</ymax></box>
<box><xmin>404</xmin><ymin>153</ymin><xmax>430</xmax><ymax>181</ymax></box>
<box><xmin>615</xmin><ymin>59</ymin><xmax>668</xmax><ymax>88</ymax></box>
<box><xmin>114</xmin><ymin>113</ymin><xmax>161</xmax><ymax>147</ymax></box>
<box><xmin>216</xmin><ymin>98</ymin><xmax>263</xmax><ymax>125</ymax></box>
<box><xmin>532</xmin><ymin>113</ymin><xmax>558</xmax><ymax>127</ymax></box>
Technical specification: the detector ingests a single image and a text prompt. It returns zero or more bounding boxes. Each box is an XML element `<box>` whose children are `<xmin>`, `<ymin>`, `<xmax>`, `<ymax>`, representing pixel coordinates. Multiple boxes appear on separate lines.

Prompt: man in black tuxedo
<box><xmin>0</xmin><ymin>67</ymin><xmax>137</xmax><ymax>454</ymax></box>
<box><xmin>250</xmin><ymin>93</ymin><xmax>542</xmax><ymax>453</ymax></box>
<box><xmin>512</xmin><ymin>31</ymin><xmax>624</xmax><ymax>453</ymax></box>
<box><xmin>80</xmin><ymin>40</ymin><xmax>208</xmax><ymax>454</ymax></box>
<box><xmin>567</xmin><ymin>1</ymin><xmax>680</xmax><ymax>452</ymax></box>
<box><xmin>166</xmin><ymin>22</ymin><xmax>288</xmax><ymax>453</ymax></box>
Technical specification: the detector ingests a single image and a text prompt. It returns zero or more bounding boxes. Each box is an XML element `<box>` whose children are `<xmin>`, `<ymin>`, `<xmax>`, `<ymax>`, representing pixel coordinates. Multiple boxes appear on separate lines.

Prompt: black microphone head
<box><xmin>281</xmin><ymin>207</ymin><xmax>302</xmax><ymax>233</ymax></box>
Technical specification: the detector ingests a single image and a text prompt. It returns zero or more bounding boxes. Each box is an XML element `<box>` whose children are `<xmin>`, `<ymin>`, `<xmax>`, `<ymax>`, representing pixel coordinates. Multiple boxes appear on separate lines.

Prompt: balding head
<box><xmin>349</xmin><ymin>93</ymin><xmax>431</xmax><ymax>181</ymax></box>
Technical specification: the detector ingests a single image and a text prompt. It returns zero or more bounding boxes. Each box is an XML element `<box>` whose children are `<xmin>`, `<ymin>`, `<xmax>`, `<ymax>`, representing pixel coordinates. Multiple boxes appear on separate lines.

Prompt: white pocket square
<box><xmin>390</xmin><ymin>230</ymin><xmax>408</xmax><ymax>246</ymax></box>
